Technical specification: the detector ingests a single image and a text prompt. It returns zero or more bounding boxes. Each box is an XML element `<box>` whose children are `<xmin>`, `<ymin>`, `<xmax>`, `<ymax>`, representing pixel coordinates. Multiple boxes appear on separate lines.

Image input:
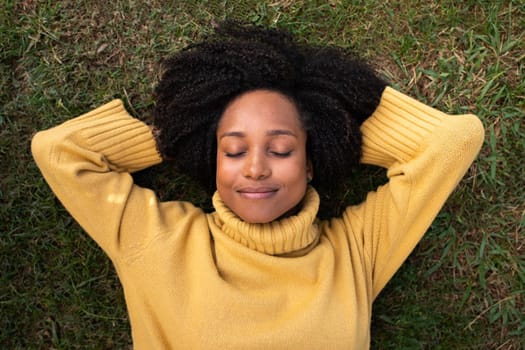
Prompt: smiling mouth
<box><xmin>237</xmin><ymin>188</ymin><xmax>278</xmax><ymax>199</ymax></box>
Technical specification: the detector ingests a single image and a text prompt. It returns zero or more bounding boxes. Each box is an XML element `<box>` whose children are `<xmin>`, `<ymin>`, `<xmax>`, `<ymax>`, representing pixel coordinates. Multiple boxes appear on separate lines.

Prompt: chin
<box><xmin>238</xmin><ymin>212</ymin><xmax>279</xmax><ymax>224</ymax></box>
<box><xmin>240</xmin><ymin>216</ymin><xmax>274</xmax><ymax>224</ymax></box>
<box><xmin>234</xmin><ymin>199</ymin><xmax>303</xmax><ymax>224</ymax></box>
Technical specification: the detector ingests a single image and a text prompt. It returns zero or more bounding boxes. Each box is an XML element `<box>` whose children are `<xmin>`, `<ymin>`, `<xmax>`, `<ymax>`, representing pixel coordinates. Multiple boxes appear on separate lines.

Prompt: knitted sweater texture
<box><xmin>32</xmin><ymin>87</ymin><xmax>484</xmax><ymax>349</ymax></box>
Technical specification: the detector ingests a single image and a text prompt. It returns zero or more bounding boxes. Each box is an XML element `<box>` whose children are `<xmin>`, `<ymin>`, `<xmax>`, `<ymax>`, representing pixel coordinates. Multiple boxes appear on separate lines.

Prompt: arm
<box><xmin>31</xmin><ymin>100</ymin><xmax>198</xmax><ymax>260</ymax></box>
<box><xmin>342</xmin><ymin>87</ymin><xmax>485</xmax><ymax>299</ymax></box>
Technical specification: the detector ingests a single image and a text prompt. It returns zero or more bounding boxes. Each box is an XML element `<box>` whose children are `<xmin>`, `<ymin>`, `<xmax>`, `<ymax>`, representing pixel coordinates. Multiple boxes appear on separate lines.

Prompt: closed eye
<box><xmin>225</xmin><ymin>152</ymin><xmax>245</xmax><ymax>158</ymax></box>
<box><xmin>224</xmin><ymin>151</ymin><xmax>292</xmax><ymax>158</ymax></box>
<box><xmin>270</xmin><ymin>151</ymin><xmax>292</xmax><ymax>157</ymax></box>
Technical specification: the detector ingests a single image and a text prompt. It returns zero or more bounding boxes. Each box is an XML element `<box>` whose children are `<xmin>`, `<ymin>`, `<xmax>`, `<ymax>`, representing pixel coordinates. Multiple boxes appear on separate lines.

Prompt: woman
<box><xmin>32</xmin><ymin>21</ymin><xmax>484</xmax><ymax>349</ymax></box>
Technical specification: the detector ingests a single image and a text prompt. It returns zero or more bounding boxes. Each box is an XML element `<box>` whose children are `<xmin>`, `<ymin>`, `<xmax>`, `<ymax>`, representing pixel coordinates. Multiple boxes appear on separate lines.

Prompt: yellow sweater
<box><xmin>32</xmin><ymin>87</ymin><xmax>484</xmax><ymax>349</ymax></box>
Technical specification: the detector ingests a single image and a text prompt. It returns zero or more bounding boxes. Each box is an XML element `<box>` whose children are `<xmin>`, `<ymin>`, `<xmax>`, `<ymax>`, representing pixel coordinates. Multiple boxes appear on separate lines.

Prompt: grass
<box><xmin>1</xmin><ymin>0</ymin><xmax>523</xmax><ymax>348</ymax></box>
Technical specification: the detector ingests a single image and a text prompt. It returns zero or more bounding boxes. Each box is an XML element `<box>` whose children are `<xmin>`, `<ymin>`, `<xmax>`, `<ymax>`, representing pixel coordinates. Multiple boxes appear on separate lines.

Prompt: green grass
<box><xmin>1</xmin><ymin>0</ymin><xmax>523</xmax><ymax>348</ymax></box>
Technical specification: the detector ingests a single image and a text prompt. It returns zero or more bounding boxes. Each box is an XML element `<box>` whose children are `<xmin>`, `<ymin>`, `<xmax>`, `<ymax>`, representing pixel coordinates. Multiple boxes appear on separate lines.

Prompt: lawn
<box><xmin>1</xmin><ymin>0</ymin><xmax>523</xmax><ymax>348</ymax></box>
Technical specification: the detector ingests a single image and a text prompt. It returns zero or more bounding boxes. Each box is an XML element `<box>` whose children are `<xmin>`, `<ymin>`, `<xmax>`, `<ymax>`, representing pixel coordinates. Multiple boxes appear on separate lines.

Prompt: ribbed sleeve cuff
<box><xmin>360</xmin><ymin>87</ymin><xmax>447</xmax><ymax>168</ymax></box>
<box><xmin>65</xmin><ymin>99</ymin><xmax>162</xmax><ymax>172</ymax></box>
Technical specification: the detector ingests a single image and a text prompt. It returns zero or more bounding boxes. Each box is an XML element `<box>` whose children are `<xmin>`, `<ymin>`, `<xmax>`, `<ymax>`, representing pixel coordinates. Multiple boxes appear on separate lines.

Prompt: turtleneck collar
<box><xmin>211</xmin><ymin>187</ymin><xmax>320</xmax><ymax>256</ymax></box>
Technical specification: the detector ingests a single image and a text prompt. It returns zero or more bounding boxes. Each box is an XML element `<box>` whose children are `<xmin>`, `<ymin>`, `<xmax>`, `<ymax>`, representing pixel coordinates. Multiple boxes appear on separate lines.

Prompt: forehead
<box><xmin>218</xmin><ymin>90</ymin><xmax>304</xmax><ymax>132</ymax></box>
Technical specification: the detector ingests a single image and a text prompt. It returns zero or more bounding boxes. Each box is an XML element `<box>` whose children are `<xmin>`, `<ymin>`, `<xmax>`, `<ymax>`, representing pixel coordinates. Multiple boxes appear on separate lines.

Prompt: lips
<box><xmin>237</xmin><ymin>187</ymin><xmax>279</xmax><ymax>199</ymax></box>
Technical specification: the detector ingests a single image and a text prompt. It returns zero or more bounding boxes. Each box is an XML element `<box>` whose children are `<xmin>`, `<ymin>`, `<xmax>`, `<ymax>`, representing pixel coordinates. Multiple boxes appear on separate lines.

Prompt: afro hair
<box><xmin>153</xmin><ymin>20</ymin><xmax>387</xmax><ymax>199</ymax></box>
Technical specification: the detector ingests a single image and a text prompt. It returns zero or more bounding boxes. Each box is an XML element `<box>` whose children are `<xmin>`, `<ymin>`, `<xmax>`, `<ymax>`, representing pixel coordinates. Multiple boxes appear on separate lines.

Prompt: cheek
<box><xmin>274</xmin><ymin>159</ymin><xmax>308</xmax><ymax>188</ymax></box>
<box><xmin>216</xmin><ymin>158</ymin><xmax>240</xmax><ymax>186</ymax></box>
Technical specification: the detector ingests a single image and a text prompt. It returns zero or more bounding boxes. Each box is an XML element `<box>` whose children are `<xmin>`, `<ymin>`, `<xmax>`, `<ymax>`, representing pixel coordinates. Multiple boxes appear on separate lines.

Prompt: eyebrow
<box><xmin>219</xmin><ymin>129</ymin><xmax>297</xmax><ymax>139</ymax></box>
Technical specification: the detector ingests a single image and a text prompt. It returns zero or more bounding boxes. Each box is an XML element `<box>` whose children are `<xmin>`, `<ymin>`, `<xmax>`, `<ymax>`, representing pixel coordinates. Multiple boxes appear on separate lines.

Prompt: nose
<box><xmin>243</xmin><ymin>151</ymin><xmax>271</xmax><ymax>180</ymax></box>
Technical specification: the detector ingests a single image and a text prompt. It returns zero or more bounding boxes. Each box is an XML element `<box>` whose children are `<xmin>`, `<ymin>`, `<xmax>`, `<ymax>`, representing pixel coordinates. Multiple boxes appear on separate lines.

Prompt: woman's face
<box><xmin>216</xmin><ymin>90</ymin><xmax>312</xmax><ymax>223</ymax></box>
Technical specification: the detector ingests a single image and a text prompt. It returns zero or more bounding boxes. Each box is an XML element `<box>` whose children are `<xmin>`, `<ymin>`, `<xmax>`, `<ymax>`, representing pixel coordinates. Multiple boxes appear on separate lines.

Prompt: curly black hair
<box><xmin>153</xmin><ymin>20</ymin><xmax>387</xmax><ymax>198</ymax></box>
